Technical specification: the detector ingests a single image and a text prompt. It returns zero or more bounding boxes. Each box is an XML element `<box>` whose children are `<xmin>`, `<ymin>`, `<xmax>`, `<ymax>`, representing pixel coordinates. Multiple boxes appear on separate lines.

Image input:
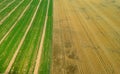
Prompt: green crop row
<box><xmin>38</xmin><ymin>0</ymin><xmax>53</xmax><ymax>74</ymax></box>
<box><xmin>0</xmin><ymin>0</ymin><xmax>13</xmax><ymax>10</ymax></box>
<box><xmin>0</xmin><ymin>0</ymin><xmax>53</xmax><ymax>73</ymax></box>
<box><xmin>0</xmin><ymin>0</ymin><xmax>40</xmax><ymax>73</ymax></box>
<box><xmin>9</xmin><ymin>0</ymin><xmax>48</xmax><ymax>73</ymax></box>
<box><xmin>0</xmin><ymin>0</ymin><xmax>21</xmax><ymax>20</ymax></box>
<box><xmin>0</xmin><ymin>0</ymin><xmax>31</xmax><ymax>39</ymax></box>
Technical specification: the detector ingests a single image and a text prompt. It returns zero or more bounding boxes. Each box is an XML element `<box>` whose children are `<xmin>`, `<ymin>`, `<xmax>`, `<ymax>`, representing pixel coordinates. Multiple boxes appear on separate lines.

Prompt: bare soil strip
<box><xmin>0</xmin><ymin>0</ymin><xmax>24</xmax><ymax>25</ymax></box>
<box><xmin>0</xmin><ymin>0</ymin><xmax>16</xmax><ymax>13</ymax></box>
<box><xmin>4</xmin><ymin>0</ymin><xmax>42</xmax><ymax>73</ymax></box>
<box><xmin>33</xmin><ymin>0</ymin><xmax>50</xmax><ymax>74</ymax></box>
<box><xmin>0</xmin><ymin>0</ymin><xmax>33</xmax><ymax>45</ymax></box>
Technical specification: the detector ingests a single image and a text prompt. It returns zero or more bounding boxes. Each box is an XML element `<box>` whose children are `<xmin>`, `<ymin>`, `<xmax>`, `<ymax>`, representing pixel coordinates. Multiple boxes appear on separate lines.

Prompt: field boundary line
<box><xmin>33</xmin><ymin>0</ymin><xmax>50</xmax><ymax>73</ymax></box>
<box><xmin>4</xmin><ymin>0</ymin><xmax>42</xmax><ymax>73</ymax></box>
<box><xmin>0</xmin><ymin>0</ymin><xmax>33</xmax><ymax>45</ymax></box>
<box><xmin>0</xmin><ymin>0</ymin><xmax>24</xmax><ymax>25</ymax></box>
<box><xmin>0</xmin><ymin>0</ymin><xmax>16</xmax><ymax>13</ymax></box>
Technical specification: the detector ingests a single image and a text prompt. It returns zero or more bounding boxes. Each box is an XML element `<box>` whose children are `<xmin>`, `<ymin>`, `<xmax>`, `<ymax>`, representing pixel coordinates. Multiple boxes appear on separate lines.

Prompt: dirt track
<box><xmin>52</xmin><ymin>0</ymin><xmax>120</xmax><ymax>74</ymax></box>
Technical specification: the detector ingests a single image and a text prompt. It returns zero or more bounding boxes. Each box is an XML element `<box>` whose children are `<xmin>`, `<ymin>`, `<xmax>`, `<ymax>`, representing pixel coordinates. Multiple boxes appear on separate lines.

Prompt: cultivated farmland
<box><xmin>52</xmin><ymin>0</ymin><xmax>120</xmax><ymax>74</ymax></box>
<box><xmin>0</xmin><ymin>0</ymin><xmax>52</xmax><ymax>73</ymax></box>
<box><xmin>0</xmin><ymin>0</ymin><xmax>120</xmax><ymax>74</ymax></box>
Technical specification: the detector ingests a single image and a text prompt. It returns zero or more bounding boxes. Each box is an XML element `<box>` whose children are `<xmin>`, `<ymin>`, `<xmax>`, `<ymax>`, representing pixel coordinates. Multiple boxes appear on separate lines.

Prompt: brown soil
<box><xmin>52</xmin><ymin>0</ymin><xmax>120</xmax><ymax>74</ymax></box>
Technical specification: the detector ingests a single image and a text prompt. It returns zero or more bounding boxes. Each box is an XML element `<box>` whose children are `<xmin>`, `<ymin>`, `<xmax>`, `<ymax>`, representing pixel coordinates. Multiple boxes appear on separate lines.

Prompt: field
<box><xmin>52</xmin><ymin>0</ymin><xmax>120</xmax><ymax>74</ymax></box>
<box><xmin>0</xmin><ymin>0</ymin><xmax>120</xmax><ymax>74</ymax></box>
<box><xmin>0</xmin><ymin>0</ymin><xmax>52</xmax><ymax>73</ymax></box>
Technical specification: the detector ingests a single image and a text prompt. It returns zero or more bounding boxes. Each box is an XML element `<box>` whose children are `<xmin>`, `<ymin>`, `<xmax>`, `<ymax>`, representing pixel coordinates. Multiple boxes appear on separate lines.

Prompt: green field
<box><xmin>0</xmin><ymin>0</ymin><xmax>53</xmax><ymax>73</ymax></box>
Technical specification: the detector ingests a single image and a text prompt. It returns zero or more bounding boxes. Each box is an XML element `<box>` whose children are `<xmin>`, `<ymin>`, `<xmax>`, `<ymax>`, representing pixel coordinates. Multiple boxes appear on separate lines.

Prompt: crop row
<box><xmin>0</xmin><ymin>0</ymin><xmax>53</xmax><ymax>73</ymax></box>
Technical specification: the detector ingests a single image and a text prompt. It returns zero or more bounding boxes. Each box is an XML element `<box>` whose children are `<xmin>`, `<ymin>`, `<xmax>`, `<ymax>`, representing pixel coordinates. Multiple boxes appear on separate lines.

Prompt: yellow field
<box><xmin>52</xmin><ymin>0</ymin><xmax>120</xmax><ymax>74</ymax></box>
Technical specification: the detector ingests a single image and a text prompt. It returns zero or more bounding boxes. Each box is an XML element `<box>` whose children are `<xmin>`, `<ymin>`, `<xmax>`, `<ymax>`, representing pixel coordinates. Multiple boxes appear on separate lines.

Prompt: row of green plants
<box><xmin>0</xmin><ymin>0</ymin><xmax>40</xmax><ymax>73</ymax></box>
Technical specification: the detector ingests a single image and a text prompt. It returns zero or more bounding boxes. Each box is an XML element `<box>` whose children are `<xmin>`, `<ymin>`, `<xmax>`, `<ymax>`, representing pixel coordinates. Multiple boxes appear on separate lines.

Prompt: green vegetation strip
<box><xmin>0</xmin><ymin>0</ymin><xmax>13</xmax><ymax>10</ymax></box>
<box><xmin>0</xmin><ymin>0</ymin><xmax>39</xmax><ymax>73</ymax></box>
<box><xmin>0</xmin><ymin>0</ymin><xmax>5</xmax><ymax>3</ymax></box>
<box><xmin>0</xmin><ymin>0</ymin><xmax>23</xmax><ymax>20</ymax></box>
<box><xmin>0</xmin><ymin>0</ymin><xmax>15</xmax><ymax>13</ymax></box>
<box><xmin>0</xmin><ymin>0</ymin><xmax>53</xmax><ymax>73</ymax></box>
<box><xmin>9</xmin><ymin>0</ymin><xmax>48</xmax><ymax>73</ymax></box>
<box><xmin>38</xmin><ymin>0</ymin><xmax>53</xmax><ymax>73</ymax></box>
<box><xmin>0</xmin><ymin>0</ymin><xmax>32</xmax><ymax>41</ymax></box>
